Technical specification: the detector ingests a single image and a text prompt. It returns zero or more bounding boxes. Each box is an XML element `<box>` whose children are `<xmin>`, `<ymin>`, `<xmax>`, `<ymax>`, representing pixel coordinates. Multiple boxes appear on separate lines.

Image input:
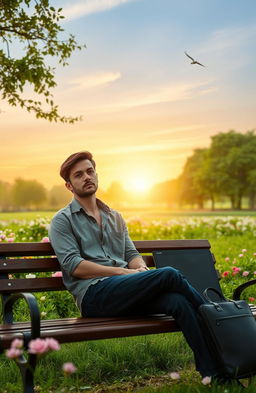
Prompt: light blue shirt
<box><xmin>49</xmin><ymin>198</ymin><xmax>141</xmax><ymax>311</ymax></box>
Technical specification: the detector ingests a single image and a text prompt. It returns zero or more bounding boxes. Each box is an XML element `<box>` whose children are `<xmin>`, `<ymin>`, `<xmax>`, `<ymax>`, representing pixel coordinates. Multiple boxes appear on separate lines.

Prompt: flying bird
<box><xmin>185</xmin><ymin>51</ymin><xmax>205</xmax><ymax>67</ymax></box>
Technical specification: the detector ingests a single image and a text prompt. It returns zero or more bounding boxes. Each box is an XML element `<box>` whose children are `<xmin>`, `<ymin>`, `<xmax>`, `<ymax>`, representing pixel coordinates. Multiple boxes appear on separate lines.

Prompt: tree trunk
<box><xmin>210</xmin><ymin>195</ymin><xmax>215</xmax><ymax>211</ymax></box>
<box><xmin>249</xmin><ymin>193</ymin><xmax>256</xmax><ymax>210</ymax></box>
<box><xmin>230</xmin><ymin>196</ymin><xmax>236</xmax><ymax>209</ymax></box>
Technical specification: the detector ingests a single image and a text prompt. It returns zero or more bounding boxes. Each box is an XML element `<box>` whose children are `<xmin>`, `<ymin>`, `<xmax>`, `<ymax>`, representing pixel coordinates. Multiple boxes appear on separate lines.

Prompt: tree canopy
<box><xmin>0</xmin><ymin>0</ymin><xmax>84</xmax><ymax>122</ymax></box>
<box><xmin>177</xmin><ymin>130</ymin><xmax>256</xmax><ymax>209</ymax></box>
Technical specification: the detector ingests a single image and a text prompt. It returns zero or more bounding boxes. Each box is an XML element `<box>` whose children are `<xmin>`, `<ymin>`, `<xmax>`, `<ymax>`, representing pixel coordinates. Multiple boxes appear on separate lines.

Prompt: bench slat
<box><xmin>0</xmin><ymin>257</ymin><xmax>153</xmax><ymax>272</ymax></box>
<box><xmin>134</xmin><ymin>239</ymin><xmax>210</xmax><ymax>252</ymax></box>
<box><xmin>0</xmin><ymin>239</ymin><xmax>211</xmax><ymax>257</ymax></box>
<box><xmin>0</xmin><ymin>316</ymin><xmax>179</xmax><ymax>349</ymax></box>
<box><xmin>0</xmin><ymin>277</ymin><xmax>65</xmax><ymax>293</ymax></box>
<box><xmin>0</xmin><ymin>258</ymin><xmax>60</xmax><ymax>273</ymax></box>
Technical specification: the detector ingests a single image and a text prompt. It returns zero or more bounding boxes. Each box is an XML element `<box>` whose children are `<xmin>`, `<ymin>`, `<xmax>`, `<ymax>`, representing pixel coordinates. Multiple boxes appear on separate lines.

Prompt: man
<box><xmin>49</xmin><ymin>151</ymin><xmax>222</xmax><ymax>381</ymax></box>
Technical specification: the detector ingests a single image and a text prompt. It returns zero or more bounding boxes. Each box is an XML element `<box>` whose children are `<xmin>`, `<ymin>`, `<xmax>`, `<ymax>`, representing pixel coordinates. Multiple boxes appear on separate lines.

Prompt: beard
<box><xmin>71</xmin><ymin>182</ymin><xmax>98</xmax><ymax>198</ymax></box>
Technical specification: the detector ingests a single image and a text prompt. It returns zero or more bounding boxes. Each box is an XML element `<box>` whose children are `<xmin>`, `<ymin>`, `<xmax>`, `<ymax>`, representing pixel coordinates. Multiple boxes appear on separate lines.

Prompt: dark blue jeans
<box><xmin>81</xmin><ymin>266</ymin><xmax>220</xmax><ymax>377</ymax></box>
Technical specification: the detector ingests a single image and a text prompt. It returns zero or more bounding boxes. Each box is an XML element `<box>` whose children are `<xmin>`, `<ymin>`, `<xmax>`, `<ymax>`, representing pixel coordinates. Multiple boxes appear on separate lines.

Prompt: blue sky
<box><xmin>1</xmin><ymin>0</ymin><xmax>256</xmax><ymax>191</ymax></box>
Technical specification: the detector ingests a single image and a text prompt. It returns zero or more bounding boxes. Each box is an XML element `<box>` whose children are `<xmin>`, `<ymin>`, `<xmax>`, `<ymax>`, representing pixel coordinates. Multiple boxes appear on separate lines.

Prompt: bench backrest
<box><xmin>0</xmin><ymin>239</ymin><xmax>219</xmax><ymax>302</ymax></box>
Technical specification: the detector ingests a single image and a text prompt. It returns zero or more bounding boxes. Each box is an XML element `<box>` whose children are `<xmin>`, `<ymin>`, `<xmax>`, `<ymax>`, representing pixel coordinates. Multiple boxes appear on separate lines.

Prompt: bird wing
<box><xmin>185</xmin><ymin>51</ymin><xmax>194</xmax><ymax>61</ymax></box>
<box><xmin>195</xmin><ymin>61</ymin><xmax>205</xmax><ymax>67</ymax></box>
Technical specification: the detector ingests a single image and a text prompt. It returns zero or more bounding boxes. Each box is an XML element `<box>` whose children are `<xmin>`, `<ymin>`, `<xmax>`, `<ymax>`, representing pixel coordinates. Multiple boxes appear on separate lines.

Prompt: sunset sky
<box><xmin>1</xmin><ymin>0</ymin><xmax>256</xmax><ymax>193</ymax></box>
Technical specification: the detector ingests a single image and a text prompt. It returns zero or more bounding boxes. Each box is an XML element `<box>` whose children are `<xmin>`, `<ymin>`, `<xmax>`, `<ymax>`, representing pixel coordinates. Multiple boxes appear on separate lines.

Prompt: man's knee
<box><xmin>157</xmin><ymin>266</ymin><xmax>182</xmax><ymax>281</ymax></box>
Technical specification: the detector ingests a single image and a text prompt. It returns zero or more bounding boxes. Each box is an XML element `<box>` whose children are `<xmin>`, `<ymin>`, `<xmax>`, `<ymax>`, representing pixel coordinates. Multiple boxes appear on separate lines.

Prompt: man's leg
<box><xmin>82</xmin><ymin>267</ymin><xmax>220</xmax><ymax>377</ymax></box>
<box><xmin>82</xmin><ymin>267</ymin><xmax>204</xmax><ymax>316</ymax></box>
<box><xmin>141</xmin><ymin>292</ymin><xmax>220</xmax><ymax>378</ymax></box>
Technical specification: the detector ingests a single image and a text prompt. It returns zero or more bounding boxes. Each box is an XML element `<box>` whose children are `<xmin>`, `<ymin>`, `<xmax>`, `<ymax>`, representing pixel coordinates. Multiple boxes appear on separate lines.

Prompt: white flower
<box><xmin>169</xmin><ymin>372</ymin><xmax>180</xmax><ymax>380</ymax></box>
<box><xmin>201</xmin><ymin>376</ymin><xmax>211</xmax><ymax>385</ymax></box>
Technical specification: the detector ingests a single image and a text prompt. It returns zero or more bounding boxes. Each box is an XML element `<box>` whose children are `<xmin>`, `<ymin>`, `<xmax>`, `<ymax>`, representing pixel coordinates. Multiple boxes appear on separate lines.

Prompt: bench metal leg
<box><xmin>15</xmin><ymin>354</ymin><xmax>37</xmax><ymax>393</ymax></box>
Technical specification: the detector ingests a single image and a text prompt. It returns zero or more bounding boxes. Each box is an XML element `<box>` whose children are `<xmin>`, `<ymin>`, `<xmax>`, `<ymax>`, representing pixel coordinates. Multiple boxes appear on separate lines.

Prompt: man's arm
<box><xmin>49</xmin><ymin>214</ymin><xmax>142</xmax><ymax>279</ymax></box>
<box><xmin>72</xmin><ymin>259</ymin><xmax>142</xmax><ymax>279</ymax></box>
<box><xmin>127</xmin><ymin>256</ymin><xmax>149</xmax><ymax>271</ymax></box>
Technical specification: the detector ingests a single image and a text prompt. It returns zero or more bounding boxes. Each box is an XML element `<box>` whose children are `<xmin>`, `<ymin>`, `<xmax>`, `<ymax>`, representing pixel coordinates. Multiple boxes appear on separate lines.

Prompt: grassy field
<box><xmin>1</xmin><ymin>208</ymin><xmax>256</xmax><ymax>222</ymax></box>
<box><xmin>1</xmin><ymin>210</ymin><xmax>256</xmax><ymax>392</ymax></box>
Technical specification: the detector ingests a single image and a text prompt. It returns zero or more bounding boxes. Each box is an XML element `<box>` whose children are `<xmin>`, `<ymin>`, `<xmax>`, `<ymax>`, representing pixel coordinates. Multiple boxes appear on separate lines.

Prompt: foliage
<box><xmin>12</xmin><ymin>178</ymin><xmax>47</xmax><ymax>209</ymax></box>
<box><xmin>175</xmin><ymin>130</ymin><xmax>256</xmax><ymax>210</ymax></box>
<box><xmin>0</xmin><ymin>0</ymin><xmax>84</xmax><ymax>122</ymax></box>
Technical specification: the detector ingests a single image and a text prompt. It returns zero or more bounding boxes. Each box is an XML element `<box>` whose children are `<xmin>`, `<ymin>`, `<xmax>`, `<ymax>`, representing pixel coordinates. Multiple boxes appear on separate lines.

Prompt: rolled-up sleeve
<box><xmin>49</xmin><ymin>214</ymin><xmax>84</xmax><ymax>275</ymax></box>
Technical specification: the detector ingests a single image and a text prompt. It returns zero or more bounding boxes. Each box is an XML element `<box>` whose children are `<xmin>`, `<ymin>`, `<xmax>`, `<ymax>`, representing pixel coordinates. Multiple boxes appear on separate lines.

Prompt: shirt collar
<box><xmin>70</xmin><ymin>198</ymin><xmax>110</xmax><ymax>214</ymax></box>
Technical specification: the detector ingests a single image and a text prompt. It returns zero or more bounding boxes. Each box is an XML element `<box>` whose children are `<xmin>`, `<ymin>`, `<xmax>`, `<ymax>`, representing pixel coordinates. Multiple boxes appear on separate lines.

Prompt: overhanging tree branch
<box><xmin>0</xmin><ymin>0</ymin><xmax>85</xmax><ymax>123</ymax></box>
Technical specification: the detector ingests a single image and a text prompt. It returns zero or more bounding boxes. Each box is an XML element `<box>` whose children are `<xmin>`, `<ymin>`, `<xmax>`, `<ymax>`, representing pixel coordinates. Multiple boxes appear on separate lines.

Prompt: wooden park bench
<box><xmin>1</xmin><ymin>239</ymin><xmax>256</xmax><ymax>393</ymax></box>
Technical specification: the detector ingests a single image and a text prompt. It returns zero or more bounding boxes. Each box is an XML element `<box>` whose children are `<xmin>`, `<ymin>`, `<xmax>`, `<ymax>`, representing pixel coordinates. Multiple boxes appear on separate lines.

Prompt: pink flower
<box><xmin>45</xmin><ymin>338</ymin><xmax>60</xmax><ymax>351</ymax></box>
<box><xmin>232</xmin><ymin>267</ymin><xmax>241</xmax><ymax>275</ymax></box>
<box><xmin>232</xmin><ymin>266</ymin><xmax>240</xmax><ymax>272</ymax></box>
<box><xmin>242</xmin><ymin>271</ymin><xmax>249</xmax><ymax>277</ymax></box>
<box><xmin>253</xmin><ymin>253</ymin><xmax>256</xmax><ymax>257</ymax></box>
<box><xmin>52</xmin><ymin>271</ymin><xmax>63</xmax><ymax>277</ymax></box>
<box><xmin>201</xmin><ymin>376</ymin><xmax>212</xmax><ymax>385</ymax></box>
<box><xmin>41</xmin><ymin>237</ymin><xmax>50</xmax><ymax>243</ymax></box>
<box><xmin>6</xmin><ymin>348</ymin><xmax>22</xmax><ymax>359</ymax></box>
<box><xmin>7</xmin><ymin>238</ymin><xmax>14</xmax><ymax>243</ymax></box>
<box><xmin>28</xmin><ymin>338</ymin><xmax>49</xmax><ymax>354</ymax></box>
<box><xmin>222</xmin><ymin>271</ymin><xmax>230</xmax><ymax>277</ymax></box>
<box><xmin>241</xmin><ymin>249</ymin><xmax>247</xmax><ymax>253</ymax></box>
<box><xmin>254</xmin><ymin>271</ymin><xmax>256</xmax><ymax>275</ymax></box>
<box><xmin>11</xmin><ymin>339</ymin><xmax>24</xmax><ymax>349</ymax></box>
<box><xmin>169</xmin><ymin>372</ymin><xmax>180</xmax><ymax>380</ymax></box>
<box><xmin>62</xmin><ymin>362</ymin><xmax>77</xmax><ymax>375</ymax></box>
<box><xmin>225</xmin><ymin>257</ymin><xmax>230</xmax><ymax>262</ymax></box>
<box><xmin>238</xmin><ymin>253</ymin><xmax>244</xmax><ymax>258</ymax></box>
<box><xmin>28</xmin><ymin>338</ymin><xmax>61</xmax><ymax>354</ymax></box>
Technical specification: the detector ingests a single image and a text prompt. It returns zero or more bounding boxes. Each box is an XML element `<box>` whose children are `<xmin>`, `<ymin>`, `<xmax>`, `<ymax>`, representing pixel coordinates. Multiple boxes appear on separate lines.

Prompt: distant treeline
<box><xmin>0</xmin><ymin>130</ymin><xmax>256</xmax><ymax>211</ymax></box>
<box><xmin>151</xmin><ymin>129</ymin><xmax>256</xmax><ymax>210</ymax></box>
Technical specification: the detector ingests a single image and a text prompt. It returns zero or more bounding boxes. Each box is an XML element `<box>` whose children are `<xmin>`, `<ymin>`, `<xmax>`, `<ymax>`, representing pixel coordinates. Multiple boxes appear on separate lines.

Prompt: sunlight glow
<box><xmin>126</xmin><ymin>176</ymin><xmax>152</xmax><ymax>193</ymax></box>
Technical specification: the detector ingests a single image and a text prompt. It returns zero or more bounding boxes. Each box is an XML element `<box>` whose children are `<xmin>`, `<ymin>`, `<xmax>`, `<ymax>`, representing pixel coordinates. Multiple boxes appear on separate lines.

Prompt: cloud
<box><xmin>70</xmin><ymin>71</ymin><xmax>121</xmax><ymax>90</ymax></box>
<box><xmin>101</xmin><ymin>134</ymin><xmax>208</xmax><ymax>155</ymax></box>
<box><xmin>90</xmin><ymin>79</ymin><xmax>217</xmax><ymax>113</ymax></box>
<box><xmin>148</xmin><ymin>124</ymin><xmax>212</xmax><ymax>136</ymax></box>
<box><xmin>63</xmin><ymin>0</ymin><xmax>137</xmax><ymax>20</ymax></box>
<box><xmin>198</xmin><ymin>24</ymin><xmax>256</xmax><ymax>57</ymax></box>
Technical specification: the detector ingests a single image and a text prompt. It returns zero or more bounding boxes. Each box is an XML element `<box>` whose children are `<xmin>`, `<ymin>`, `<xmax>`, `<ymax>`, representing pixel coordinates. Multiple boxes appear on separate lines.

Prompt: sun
<box><xmin>127</xmin><ymin>176</ymin><xmax>152</xmax><ymax>193</ymax></box>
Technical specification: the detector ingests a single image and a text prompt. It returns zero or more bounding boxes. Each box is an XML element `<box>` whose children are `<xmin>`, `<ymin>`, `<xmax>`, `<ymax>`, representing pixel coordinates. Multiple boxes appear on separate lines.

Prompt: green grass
<box><xmin>0</xmin><ymin>211</ymin><xmax>55</xmax><ymax>221</ymax></box>
<box><xmin>1</xmin><ymin>208</ymin><xmax>256</xmax><ymax>222</ymax></box>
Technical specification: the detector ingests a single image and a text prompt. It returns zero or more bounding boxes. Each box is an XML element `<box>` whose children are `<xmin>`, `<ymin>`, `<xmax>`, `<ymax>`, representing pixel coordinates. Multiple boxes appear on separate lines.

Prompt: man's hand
<box><xmin>127</xmin><ymin>256</ymin><xmax>149</xmax><ymax>271</ymax></box>
<box><xmin>116</xmin><ymin>267</ymin><xmax>148</xmax><ymax>275</ymax></box>
<box><xmin>136</xmin><ymin>266</ymin><xmax>150</xmax><ymax>272</ymax></box>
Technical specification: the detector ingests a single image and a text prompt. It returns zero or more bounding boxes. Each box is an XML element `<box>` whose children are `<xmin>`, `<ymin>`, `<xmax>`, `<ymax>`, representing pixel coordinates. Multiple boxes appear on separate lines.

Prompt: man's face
<box><xmin>66</xmin><ymin>159</ymin><xmax>98</xmax><ymax>198</ymax></box>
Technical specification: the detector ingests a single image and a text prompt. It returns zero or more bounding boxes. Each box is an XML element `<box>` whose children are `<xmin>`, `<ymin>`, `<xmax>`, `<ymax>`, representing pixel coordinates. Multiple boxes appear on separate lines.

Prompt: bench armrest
<box><xmin>232</xmin><ymin>279</ymin><xmax>256</xmax><ymax>300</ymax></box>
<box><xmin>3</xmin><ymin>292</ymin><xmax>41</xmax><ymax>341</ymax></box>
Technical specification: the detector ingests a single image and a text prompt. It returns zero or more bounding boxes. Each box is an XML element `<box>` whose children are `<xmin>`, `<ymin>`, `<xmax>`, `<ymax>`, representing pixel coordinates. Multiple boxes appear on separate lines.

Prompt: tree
<box><xmin>0</xmin><ymin>180</ymin><xmax>12</xmax><ymax>210</ymax></box>
<box><xmin>105</xmin><ymin>181</ymin><xmax>126</xmax><ymax>206</ymax></box>
<box><xmin>179</xmin><ymin>148</ymin><xmax>209</xmax><ymax>209</ymax></box>
<box><xmin>149</xmin><ymin>178</ymin><xmax>180</xmax><ymax>207</ymax></box>
<box><xmin>48</xmin><ymin>184</ymin><xmax>71</xmax><ymax>208</ymax></box>
<box><xmin>0</xmin><ymin>0</ymin><xmax>84</xmax><ymax>122</ymax></box>
<box><xmin>208</xmin><ymin>130</ymin><xmax>256</xmax><ymax>209</ymax></box>
<box><xmin>12</xmin><ymin>178</ymin><xmax>47</xmax><ymax>209</ymax></box>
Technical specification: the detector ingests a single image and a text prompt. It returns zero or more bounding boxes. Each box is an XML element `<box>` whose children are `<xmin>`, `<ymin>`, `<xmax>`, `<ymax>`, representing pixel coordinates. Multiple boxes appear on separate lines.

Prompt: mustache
<box><xmin>83</xmin><ymin>181</ymin><xmax>95</xmax><ymax>186</ymax></box>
